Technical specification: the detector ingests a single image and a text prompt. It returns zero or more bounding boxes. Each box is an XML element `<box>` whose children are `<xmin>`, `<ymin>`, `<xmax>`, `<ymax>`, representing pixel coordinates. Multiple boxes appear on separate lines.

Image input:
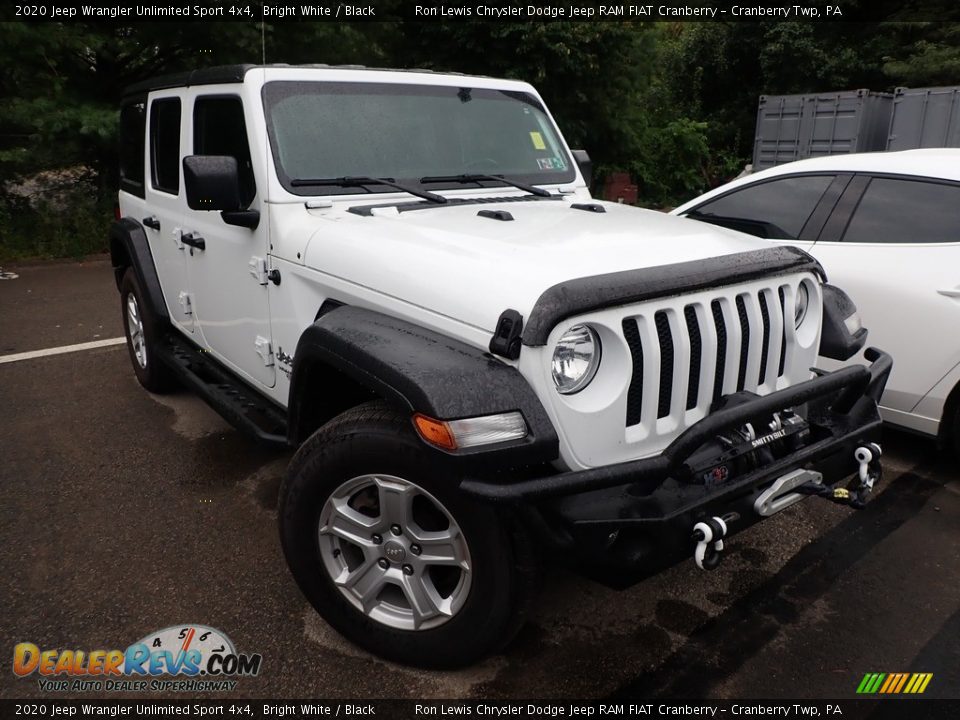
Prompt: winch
<box><xmin>682</xmin><ymin>392</ymin><xmax>812</xmax><ymax>488</ymax></box>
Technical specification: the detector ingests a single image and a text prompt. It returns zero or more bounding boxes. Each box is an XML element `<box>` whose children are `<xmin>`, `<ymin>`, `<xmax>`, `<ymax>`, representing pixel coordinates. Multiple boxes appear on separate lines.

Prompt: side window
<box><xmin>150</xmin><ymin>98</ymin><xmax>181</xmax><ymax>195</ymax></box>
<box><xmin>842</xmin><ymin>177</ymin><xmax>960</xmax><ymax>244</ymax></box>
<box><xmin>193</xmin><ymin>96</ymin><xmax>256</xmax><ymax>208</ymax></box>
<box><xmin>119</xmin><ymin>100</ymin><xmax>146</xmax><ymax>197</ymax></box>
<box><xmin>688</xmin><ymin>175</ymin><xmax>834</xmax><ymax>239</ymax></box>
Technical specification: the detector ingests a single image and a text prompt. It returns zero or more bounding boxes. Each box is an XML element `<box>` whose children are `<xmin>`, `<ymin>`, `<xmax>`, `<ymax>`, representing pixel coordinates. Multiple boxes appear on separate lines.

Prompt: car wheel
<box><xmin>949</xmin><ymin>401</ymin><xmax>960</xmax><ymax>459</ymax></box>
<box><xmin>279</xmin><ymin>401</ymin><xmax>537</xmax><ymax>668</ymax></box>
<box><xmin>120</xmin><ymin>268</ymin><xmax>175</xmax><ymax>393</ymax></box>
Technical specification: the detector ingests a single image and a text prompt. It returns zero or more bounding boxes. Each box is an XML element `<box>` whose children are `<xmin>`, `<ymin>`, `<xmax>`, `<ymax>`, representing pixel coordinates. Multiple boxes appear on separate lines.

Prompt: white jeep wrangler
<box><xmin>111</xmin><ymin>65</ymin><xmax>892</xmax><ymax>668</ymax></box>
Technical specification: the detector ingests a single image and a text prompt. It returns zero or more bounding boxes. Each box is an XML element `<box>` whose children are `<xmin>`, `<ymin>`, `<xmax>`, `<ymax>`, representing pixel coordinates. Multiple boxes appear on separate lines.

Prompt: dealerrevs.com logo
<box><xmin>13</xmin><ymin>625</ymin><xmax>262</xmax><ymax>692</ymax></box>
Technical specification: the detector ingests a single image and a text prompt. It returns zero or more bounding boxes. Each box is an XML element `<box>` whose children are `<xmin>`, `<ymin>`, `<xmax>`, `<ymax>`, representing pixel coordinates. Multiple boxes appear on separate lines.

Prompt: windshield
<box><xmin>262</xmin><ymin>81</ymin><xmax>576</xmax><ymax>195</ymax></box>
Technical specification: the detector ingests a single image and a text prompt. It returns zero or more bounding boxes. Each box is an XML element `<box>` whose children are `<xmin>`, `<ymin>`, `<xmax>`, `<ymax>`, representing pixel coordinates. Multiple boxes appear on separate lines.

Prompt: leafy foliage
<box><xmin>882</xmin><ymin>23</ymin><xmax>960</xmax><ymax>86</ymax></box>
<box><xmin>1</xmin><ymin>16</ymin><xmax>958</xmax><ymax>259</ymax></box>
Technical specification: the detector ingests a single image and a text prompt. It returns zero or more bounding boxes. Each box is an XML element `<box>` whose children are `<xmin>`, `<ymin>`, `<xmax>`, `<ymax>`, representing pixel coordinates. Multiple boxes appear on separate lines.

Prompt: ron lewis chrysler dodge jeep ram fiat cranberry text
<box><xmin>110</xmin><ymin>65</ymin><xmax>892</xmax><ymax>668</ymax></box>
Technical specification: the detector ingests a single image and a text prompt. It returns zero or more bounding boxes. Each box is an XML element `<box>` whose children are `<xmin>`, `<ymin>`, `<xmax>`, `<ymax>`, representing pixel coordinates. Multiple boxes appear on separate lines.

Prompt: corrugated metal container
<box><xmin>887</xmin><ymin>86</ymin><xmax>960</xmax><ymax>151</ymax></box>
<box><xmin>753</xmin><ymin>93</ymin><xmax>805</xmax><ymax>169</ymax></box>
<box><xmin>753</xmin><ymin>90</ymin><xmax>893</xmax><ymax>170</ymax></box>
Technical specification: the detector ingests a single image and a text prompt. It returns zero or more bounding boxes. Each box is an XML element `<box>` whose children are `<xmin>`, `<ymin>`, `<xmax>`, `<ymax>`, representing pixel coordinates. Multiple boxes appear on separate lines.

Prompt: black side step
<box><xmin>159</xmin><ymin>333</ymin><xmax>288</xmax><ymax>446</ymax></box>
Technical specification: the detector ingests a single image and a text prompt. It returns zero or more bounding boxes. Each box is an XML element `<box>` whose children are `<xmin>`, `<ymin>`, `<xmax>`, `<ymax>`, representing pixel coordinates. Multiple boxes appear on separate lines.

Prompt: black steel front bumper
<box><xmin>460</xmin><ymin>348</ymin><xmax>893</xmax><ymax>586</ymax></box>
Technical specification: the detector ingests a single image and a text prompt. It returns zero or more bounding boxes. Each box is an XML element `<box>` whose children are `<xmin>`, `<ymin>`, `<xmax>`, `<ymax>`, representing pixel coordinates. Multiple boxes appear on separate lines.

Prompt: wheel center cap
<box><xmin>384</xmin><ymin>541</ymin><xmax>406</xmax><ymax>563</ymax></box>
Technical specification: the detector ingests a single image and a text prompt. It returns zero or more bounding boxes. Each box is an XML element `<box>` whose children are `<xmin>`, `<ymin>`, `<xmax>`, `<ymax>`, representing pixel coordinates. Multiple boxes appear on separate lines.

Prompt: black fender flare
<box><xmin>109</xmin><ymin>218</ymin><xmax>169</xmax><ymax>323</ymax></box>
<box><xmin>288</xmin><ymin>306</ymin><xmax>559</xmax><ymax>468</ymax></box>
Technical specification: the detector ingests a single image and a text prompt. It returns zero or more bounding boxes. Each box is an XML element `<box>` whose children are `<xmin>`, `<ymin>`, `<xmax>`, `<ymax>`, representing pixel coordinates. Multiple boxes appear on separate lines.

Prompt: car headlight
<box><xmin>795</xmin><ymin>282</ymin><xmax>810</xmax><ymax>328</ymax></box>
<box><xmin>552</xmin><ymin>324</ymin><xmax>601</xmax><ymax>395</ymax></box>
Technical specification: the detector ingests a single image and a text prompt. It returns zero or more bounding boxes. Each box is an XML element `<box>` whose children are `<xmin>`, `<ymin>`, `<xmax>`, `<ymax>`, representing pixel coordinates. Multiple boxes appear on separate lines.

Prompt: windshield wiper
<box><xmin>290</xmin><ymin>176</ymin><xmax>447</xmax><ymax>204</ymax></box>
<box><xmin>419</xmin><ymin>173</ymin><xmax>552</xmax><ymax>198</ymax></box>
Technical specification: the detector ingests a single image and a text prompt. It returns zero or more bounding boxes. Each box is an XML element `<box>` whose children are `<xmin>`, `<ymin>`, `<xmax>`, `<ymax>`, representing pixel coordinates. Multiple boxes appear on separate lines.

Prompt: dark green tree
<box><xmin>0</xmin><ymin>19</ymin><xmax>398</xmax><ymax>259</ymax></box>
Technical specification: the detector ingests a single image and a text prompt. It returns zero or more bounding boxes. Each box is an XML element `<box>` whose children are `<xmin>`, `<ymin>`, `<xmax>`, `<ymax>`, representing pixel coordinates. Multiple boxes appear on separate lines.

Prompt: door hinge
<box><xmin>178</xmin><ymin>291</ymin><xmax>193</xmax><ymax>315</ymax></box>
<box><xmin>254</xmin><ymin>336</ymin><xmax>274</xmax><ymax>367</ymax></box>
<box><xmin>249</xmin><ymin>256</ymin><xmax>269</xmax><ymax>285</ymax></box>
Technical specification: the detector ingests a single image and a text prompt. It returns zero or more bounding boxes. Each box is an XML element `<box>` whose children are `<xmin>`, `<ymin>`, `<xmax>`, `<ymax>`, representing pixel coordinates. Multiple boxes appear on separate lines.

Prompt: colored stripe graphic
<box><xmin>893</xmin><ymin>673</ymin><xmax>909</xmax><ymax>693</ymax></box>
<box><xmin>879</xmin><ymin>674</ymin><xmax>896</xmax><ymax>693</ymax></box>
<box><xmin>857</xmin><ymin>672</ymin><xmax>932</xmax><ymax>694</ymax></box>
<box><xmin>857</xmin><ymin>673</ymin><xmax>876</xmax><ymax>694</ymax></box>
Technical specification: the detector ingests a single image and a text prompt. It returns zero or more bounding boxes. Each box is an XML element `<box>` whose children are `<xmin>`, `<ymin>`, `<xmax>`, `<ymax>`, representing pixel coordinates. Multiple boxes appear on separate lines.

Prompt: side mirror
<box><xmin>571</xmin><ymin>149</ymin><xmax>592</xmax><ymax>188</ymax></box>
<box><xmin>182</xmin><ymin>155</ymin><xmax>259</xmax><ymax>229</ymax></box>
<box><xmin>183</xmin><ymin>155</ymin><xmax>242</xmax><ymax>211</ymax></box>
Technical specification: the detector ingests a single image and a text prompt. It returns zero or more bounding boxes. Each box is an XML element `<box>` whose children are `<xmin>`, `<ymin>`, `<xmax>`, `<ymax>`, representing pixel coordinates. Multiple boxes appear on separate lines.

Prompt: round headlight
<box><xmin>552</xmin><ymin>324</ymin><xmax>601</xmax><ymax>395</ymax></box>
<box><xmin>795</xmin><ymin>283</ymin><xmax>810</xmax><ymax>329</ymax></box>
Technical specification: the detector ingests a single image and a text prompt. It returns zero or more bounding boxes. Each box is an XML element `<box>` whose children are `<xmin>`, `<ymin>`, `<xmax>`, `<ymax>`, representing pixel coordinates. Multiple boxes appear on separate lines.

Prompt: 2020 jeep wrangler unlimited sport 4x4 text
<box><xmin>111</xmin><ymin>64</ymin><xmax>892</xmax><ymax>668</ymax></box>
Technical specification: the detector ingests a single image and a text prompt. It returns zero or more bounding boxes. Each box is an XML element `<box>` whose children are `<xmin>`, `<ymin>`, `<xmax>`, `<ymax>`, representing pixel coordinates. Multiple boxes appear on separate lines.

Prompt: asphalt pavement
<box><xmin>0</xmin><ymin>258</ymin><xmax>957</xmax><ymax>700</ymax></box>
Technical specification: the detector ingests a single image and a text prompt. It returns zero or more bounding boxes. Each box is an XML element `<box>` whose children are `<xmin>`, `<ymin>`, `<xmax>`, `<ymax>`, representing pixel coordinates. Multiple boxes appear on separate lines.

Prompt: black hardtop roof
<box><xmin>122</xmin><ymin>64</ymin><xmax>491</xmax><ymax>98</ymax></box>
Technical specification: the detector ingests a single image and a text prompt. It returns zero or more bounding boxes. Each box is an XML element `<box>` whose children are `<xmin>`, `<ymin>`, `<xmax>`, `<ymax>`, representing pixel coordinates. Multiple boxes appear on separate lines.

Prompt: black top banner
<box><xmin>3</xmin><ymin>0</ymin><xmax>959</xmax><ymax>23</ymax></box>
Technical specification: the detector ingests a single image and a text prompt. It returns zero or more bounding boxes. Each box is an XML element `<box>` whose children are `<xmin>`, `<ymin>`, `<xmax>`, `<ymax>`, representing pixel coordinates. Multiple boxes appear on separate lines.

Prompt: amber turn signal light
<box><xmin>412</xmin><ymin>411</ymin><xmax>528</xmax><ymax>451</ymax></box>
<box><xmin>412</xmin><ymin>414</ymin><xmax>458</xmax><ymax>451</ymax></box>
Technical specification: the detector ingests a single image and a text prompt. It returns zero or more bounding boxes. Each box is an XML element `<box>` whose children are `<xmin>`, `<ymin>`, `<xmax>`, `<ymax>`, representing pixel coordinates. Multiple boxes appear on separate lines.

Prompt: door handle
<box><xmin>938</xmin><ymin>288</ymin><xmax>960</xmax><ymax>299</ymax></box>
<box><xmin>142</xmin><ymin>216</ymin><xmax>161</xmax><ymax>231</ymax></box>
<box><xmin>181</xmin><ymin>232</ymin><xmax>205</xmax><ymax>251</ymax></box>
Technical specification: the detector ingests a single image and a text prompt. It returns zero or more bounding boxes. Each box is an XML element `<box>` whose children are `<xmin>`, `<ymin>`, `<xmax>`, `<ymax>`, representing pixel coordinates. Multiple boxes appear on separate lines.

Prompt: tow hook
<box><xmin>799</xmin><ymin>443</ymin><xmax>883</xmax><ymax>509</ymax></box>
<box><xmin>851</xmin><ymin>442</ymin><xmax>883</xmax><ymax>505</ymax></box>
<box><xmin>856</xmin><ymin>443</ymin><xmax>882</xmax><ymax>487</ymax></box>
<box><xmin>691</xmin><ymin>512</ymin><xmax>739</xmax><ymax>571</ymax></box>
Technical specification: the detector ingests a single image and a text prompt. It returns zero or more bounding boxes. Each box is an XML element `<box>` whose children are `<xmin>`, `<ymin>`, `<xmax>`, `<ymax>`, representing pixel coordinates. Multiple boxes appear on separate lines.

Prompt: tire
<box><xmin>120</xmin><ymin>268</ymin><xmax>175</xmax><ymax>393</ymax></box>
<box><xmin>278</xmin><ymin>401</ymin><xmax>537</xmax><ymax>668</ymax></box>
<box><xmin>949</xmin><ymin>401</ymin><xmax>960</xmax><ymax>459</ymax></box>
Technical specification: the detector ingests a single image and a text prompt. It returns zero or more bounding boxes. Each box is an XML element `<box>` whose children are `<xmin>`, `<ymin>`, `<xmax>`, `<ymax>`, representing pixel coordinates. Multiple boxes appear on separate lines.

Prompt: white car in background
<box><xmin>673</xmin><ymin>149</ymin><xmax>960</xmax><ymax>453</ymax></box>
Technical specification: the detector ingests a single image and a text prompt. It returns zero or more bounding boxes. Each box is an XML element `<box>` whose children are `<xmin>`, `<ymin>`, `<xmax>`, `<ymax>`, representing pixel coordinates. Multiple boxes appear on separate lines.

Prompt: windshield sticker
<box><xmin>529</xmin><ymin>131</ymin><xmax>547</xmax><ymax>150</ymax></box>
<box><xmin>537</xmin><ymin>157</ymin><xmax>565</xmax><ymax>171</ymax></box>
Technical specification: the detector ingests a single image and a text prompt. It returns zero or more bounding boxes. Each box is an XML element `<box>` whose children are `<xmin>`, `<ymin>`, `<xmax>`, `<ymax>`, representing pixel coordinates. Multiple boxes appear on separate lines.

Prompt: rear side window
<box><xmin>193</xmin><ymin>96</ymin><xmax>256</xmax><ymax>208</ymax></box>
<box><xmin>150</xmin><ymin>98</ymin><xmax>181</xmax><ymax>195</ymax></box>
<box><xmin>688</xmin><ymin>175</ymin><xmax>834</xmax><ymax>239</ymax></box>
<box><xmin>842</xmin><ymin>177</ymin><xmax>960</xmax><ymax>244</ymax></box>
<box><xmin>119</xmin><ymin>100</ymin><xmax>146</xmax><ymax>197</ymax></box>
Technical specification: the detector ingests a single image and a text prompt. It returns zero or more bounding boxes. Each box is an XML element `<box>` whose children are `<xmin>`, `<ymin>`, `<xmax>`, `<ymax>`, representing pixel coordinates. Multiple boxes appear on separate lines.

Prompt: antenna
<box><xmin>261</xmin><ymin>18</ymin><xmax>266</xmax><ymax>66</ymax></box>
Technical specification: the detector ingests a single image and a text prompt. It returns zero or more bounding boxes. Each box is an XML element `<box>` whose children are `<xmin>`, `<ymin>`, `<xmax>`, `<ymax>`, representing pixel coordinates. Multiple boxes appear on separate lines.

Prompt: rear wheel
<box><xmin>120</xmin><ymin>268</ymin><xmax>175</xmax><ymax>393</ymax></box>
<box><xmin>279</xmin><ymin>401</ymin><xmax>537</xmax><ymax>668</ymax></box>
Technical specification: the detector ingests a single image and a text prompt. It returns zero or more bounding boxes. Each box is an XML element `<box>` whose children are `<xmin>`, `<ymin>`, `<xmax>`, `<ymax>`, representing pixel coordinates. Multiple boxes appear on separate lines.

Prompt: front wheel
<box><xmin>948</xmin><ymin>400</ymin><xmax>960</xmax><ymax>459</ymax></box>
<box><xmin>278</xmin><ymin>401</ymin><xmax>537</xmax><ymax>668</ymax></box>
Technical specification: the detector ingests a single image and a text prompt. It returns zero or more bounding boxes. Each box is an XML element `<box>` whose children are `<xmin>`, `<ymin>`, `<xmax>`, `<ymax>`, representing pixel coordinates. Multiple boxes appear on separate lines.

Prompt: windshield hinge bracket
<box><xmin>489</xmin><ymin>309</ymin><xmax>524</xmax><ymax>360</ymax></box>
<box><xmin>255</xmin><ymin>336</ymin><xmax>274</xmax><ymax>367</ymax></box>
<box><xmin>249</xmin><ymin>256</ymin><xmax>269</xmax><ymax>286</ymax></box>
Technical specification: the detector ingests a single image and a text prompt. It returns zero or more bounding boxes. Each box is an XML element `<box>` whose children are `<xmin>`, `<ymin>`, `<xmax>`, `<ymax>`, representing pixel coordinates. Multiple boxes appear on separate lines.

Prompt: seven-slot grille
<box><xmin>622</xmin><ymin>283</ymin><xmax>793</xmax><ymax>429</ymax></box>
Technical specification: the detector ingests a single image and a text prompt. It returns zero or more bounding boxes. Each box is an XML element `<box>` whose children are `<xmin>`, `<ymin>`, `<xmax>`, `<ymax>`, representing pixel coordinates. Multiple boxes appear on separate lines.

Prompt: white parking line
<box><xmin>0</xmin><ymin>337</ymin><xmax>126</xmax><ymax>365</ymax></box>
